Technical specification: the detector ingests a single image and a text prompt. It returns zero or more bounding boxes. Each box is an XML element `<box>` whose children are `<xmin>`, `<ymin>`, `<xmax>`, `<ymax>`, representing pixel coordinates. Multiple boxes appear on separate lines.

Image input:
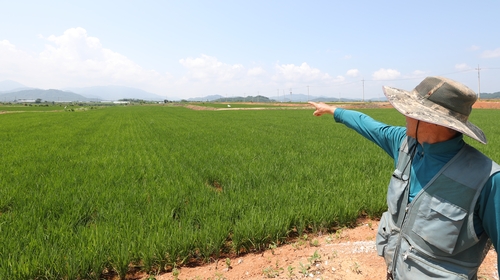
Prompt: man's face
<box><xmin>405</xmin><ymin>116</ymin><xmax>419</xmax><ymax>138</ymax></box>
<box><xmin>405</xmin><ymin>116</ymin><xmax>459</xmax><ymax>144</ymax></box>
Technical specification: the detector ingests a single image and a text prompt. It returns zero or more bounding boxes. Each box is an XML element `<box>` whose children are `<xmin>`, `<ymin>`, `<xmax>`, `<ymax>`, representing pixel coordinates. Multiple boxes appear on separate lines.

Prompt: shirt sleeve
<box><xmin>333</xmin><ymin>108</ymin><xmax>406</xmax><ymax>160</ymax></box>
<box><xmin>476</xmin><ymin>172</ymin><xmax>500</xmax><ymax>268</ymax></box>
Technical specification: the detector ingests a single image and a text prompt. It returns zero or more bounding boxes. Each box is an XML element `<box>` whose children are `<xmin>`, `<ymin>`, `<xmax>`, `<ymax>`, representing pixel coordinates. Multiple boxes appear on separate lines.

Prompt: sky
<box><xmin>1</xmin><ymin>0</ymin><xmax>500</xmax><ymax>100</ymax></box>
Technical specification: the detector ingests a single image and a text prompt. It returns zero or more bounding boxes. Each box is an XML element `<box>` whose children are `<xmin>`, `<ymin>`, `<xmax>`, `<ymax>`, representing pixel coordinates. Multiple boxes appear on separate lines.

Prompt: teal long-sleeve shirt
<box><xmin>333</xmin><ymin>108</ymin><xmax>500</xmax><ymax>268</ymax></box>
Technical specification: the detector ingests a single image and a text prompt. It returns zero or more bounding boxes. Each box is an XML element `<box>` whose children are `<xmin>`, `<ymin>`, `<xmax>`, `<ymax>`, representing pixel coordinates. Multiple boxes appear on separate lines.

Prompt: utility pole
<box><xmin>475</xmin><ymin>64</ymin><xmax>481</xmax><ymax>100</ymax></box>
<box><xmin>290</xmin><ymin>88</ymin><xmax>292</xmax><ymax>102</ymax></box>
<box><xmin>362</xmin><ymin>79</ymin><xmax>365</xmax><ymax>102</ymax></box>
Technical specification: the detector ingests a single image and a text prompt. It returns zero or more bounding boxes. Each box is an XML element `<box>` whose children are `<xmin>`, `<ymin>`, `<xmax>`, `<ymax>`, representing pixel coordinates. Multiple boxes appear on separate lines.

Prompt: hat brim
<box><xmin>383</xmin><ymin>86</ymin><xmax>487</xmax><ymax>144</ymax></box>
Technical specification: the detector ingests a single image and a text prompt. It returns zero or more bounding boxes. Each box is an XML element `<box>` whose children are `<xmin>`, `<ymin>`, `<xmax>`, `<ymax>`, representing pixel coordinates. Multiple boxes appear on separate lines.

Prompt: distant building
<box><xmin>99</xmin><ymin>101</ymin><xmax>130</xmax><ymax>104</ymax></box>
<box><xmin>16</xmin><ymin>99</ymin><xmax>36</xmax><ymax>103</ymax></box>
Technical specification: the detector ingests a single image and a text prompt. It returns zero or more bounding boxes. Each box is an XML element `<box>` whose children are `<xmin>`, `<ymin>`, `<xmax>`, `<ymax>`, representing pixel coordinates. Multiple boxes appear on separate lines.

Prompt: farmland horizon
<box><xmin>0</xmin><ymin>79</ymin><xmax>387</xmax><ymax>103</ymax></box>
<box><xmin>0</xmin><ymin>104</ymin><xmax>393</xmax><ymax>279</ymax></box>
<box><xmin>1</xmin><ymin>102</ymin><xmax>500</xmax><ymax>279</ymax></box>
<box><xmin>2</xmin><ymin>79</ymin><xmax>500</xmax><ymax>104</ymax></box>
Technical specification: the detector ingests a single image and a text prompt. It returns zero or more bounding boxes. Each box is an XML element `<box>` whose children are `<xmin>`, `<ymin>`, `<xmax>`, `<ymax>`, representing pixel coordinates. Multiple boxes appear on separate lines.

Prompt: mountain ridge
<box><xmin>1</xmin><ymin>80</ymin><xmax>500</xmax><ymax>103</ymax></box>
<box><xmin>0</xmin><ymin>80</ymin><xmax>166</xmax><ymax>102</ymax></box>
<box><xmin>0</xmin><ymin>89</ymin><xmax>91</xmax><ymax>102</ymax></box>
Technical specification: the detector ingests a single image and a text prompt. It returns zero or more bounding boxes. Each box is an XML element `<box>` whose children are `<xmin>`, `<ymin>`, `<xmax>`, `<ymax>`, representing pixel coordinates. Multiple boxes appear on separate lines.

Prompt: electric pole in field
<box><xmin>475</xmin><ymin>65</ymin><xmax>481</xmax><ymax>100</ymax></box>
<box><xmin>362</xmin><ymin>79</ymin><xmax>365</xmax><ymax>102</ymax></box>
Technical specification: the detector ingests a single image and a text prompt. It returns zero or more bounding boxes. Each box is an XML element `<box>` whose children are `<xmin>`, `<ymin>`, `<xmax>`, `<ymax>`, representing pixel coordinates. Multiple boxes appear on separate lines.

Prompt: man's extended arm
<box><xmin>309</xmin><ymin>102</ymin><xmax>406</xmax><ymax>160</ymax></box>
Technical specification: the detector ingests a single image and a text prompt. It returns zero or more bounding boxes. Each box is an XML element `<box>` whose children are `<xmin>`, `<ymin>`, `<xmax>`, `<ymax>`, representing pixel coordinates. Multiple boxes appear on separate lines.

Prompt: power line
<box><xmin>239</xmin><ymin>66</ymin><xmax>500</xmax><ymax>99</ymax></box>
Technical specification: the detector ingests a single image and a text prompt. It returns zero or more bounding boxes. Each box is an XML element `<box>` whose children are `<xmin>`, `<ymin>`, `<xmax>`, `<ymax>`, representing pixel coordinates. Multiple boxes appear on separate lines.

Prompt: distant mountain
<box><xmin>0</xmin><ymin>89</ymin><xmax>90</xmax><ymax>102</ymax></box>
<box><xmin>187</xmin><ymin>95</ymin><xmax>224</xmax><ymax>102</ymax></box>
<box><xmin>2</xmin><ymin>78</ymin><xmax>498</xmax><ymax>103</ymax></box>
<box><xmin>269</xmin><ymin>93</ymin><xmax>310</xmax><ymax>102</ymax></box>
<box><xmin>0</xmin><ymin>80</ymin><xmax>30</xmax><ymax>92</ymax></box>
<box><xmin>480</xmin><ymin>92</ymin><xmax>500</xmax><ymax>99</ymax></box>
<box><xmin>0</xmin><ymin>80</ymin><xmax>165</xmax><ymax>101</ymax></box>
<box><xmin>209</xmin><ymin>95</ymin><xmax>275</xmax><ymax>103</ymax></box>
<box><xmin>66</xmin><ymin>86</ymin><xmax>165</xmax><ymax>101</ymax></box>
<box><xmin>184</xmin><ymin>93</ymin><xmax>388</xmax><ymax>103</ymax></box>
<box><xmin>269</xmin><ymin>93</ymin><xmax>387</xmax><ymax>102</ymax></box>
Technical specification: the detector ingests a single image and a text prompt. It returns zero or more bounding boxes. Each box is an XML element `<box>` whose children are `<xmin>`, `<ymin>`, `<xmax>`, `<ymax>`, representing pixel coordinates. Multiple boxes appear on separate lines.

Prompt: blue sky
<box><xmin>1</xmin><ymin>0</ymin><xmax>500</xmax><ymax>100</ymax></box>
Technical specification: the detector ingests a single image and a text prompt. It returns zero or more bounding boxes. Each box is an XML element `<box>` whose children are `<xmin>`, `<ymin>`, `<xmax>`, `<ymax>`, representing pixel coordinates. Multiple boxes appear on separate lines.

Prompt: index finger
<box><xmin>308</xmin><ymin>101</ymin><xmax>318</xmax><ymax>108</ymax></box>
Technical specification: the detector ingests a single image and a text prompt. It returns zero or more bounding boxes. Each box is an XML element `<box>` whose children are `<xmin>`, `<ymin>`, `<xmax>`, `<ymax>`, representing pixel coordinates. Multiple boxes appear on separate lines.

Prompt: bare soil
<box><xmin>140</xmin><ymin>101</ymin><xmax>500</xmax><ymax>280</ymax></box>
<box><xmin>151</xmin><ymin>218</ymin><xmax>498</xmax><ymax>280</ymax></box>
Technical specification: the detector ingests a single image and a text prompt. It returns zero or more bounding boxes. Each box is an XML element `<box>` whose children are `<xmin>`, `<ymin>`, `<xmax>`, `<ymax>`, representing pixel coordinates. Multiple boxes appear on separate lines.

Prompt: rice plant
<box><xmin>0</xmin><ymin>104</ymin><xmax>498</xmax><ymax>278</ymax></box>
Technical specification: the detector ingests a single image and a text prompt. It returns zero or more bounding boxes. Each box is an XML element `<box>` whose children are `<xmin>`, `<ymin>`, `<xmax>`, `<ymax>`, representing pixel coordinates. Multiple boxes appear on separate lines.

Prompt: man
<box><xmin>309</xmin><ymin>76</ymin><xmax>500</xmax><ymax>279</ymax></box>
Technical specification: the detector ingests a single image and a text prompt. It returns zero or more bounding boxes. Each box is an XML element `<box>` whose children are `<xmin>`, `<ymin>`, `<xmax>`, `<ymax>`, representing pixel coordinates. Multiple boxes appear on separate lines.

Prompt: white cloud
<box><xmin>247</xmin><ymin>67</ymin><xmax>266</xmax><ymax>76</ymax></box>
<box><xmin>372</xmin><ymin>68</ymin><xmax>401</xmax><ymax>80</ymax></box>
<box><xmin>0</xmin><ymin>40</ymin><xmax>41</xmax><ymax>85</ymax></box>
<box><xmin>346</xmin><ymin>69</ymin><xmax>359</xmax><ymax>77</ymax></box>
<box><xmin>333</xmin><ymin>75</ymin><xmax>345</xmax><ymax>83</ymax></box>
<box><xmin>0</xmin><ymin>40</ymin><xmax>16</xmax><ymax>51</ymax></box>
<box><xmin>273</xmin><ymin>62</ymin><xmax>331</xmax><ymax>82</ymax></box>
<box><xmin>343</xmin><ymin>55</ymin><xmax>352</xmax><ymax>60</ymax></box>
<box><xmin>38</xmin><ymin>28</ymin><xmax>166</xmax><ymax>86</ymax></box>
<box><xmin>43</xmin><ymin>27</ymin><xmax>104</xmax><ymax>61</ymax></box>
<box><xmin>179</xmin><ymin>54</ymin><xmax>245</xmax><ymax>82</ymax></box>
<box><xmin>1</xmin><ymin>27</ymin><xmax>384</xmax><ymax>99</ymax></box>
<box><xmin>481</xmin><ymin>48</ymin><xmax>500</xmax><ymax>58</ymax></box>
<box><xmin>0</xmin><ymin>27</ymin><xmax>171</xmax><ymax>93</ymax></box>
<box><xmin>455</xmin><ymin>63</ymin><xmax>470</xmax><ymax>70</ymax></box>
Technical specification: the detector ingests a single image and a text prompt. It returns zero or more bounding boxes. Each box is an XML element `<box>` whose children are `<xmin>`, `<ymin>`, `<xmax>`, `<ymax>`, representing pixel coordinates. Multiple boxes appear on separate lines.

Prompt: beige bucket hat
<box><xmin>383</xmin><ymin>76</ymin><xmax>486</xmax><ymax>144</ymax></box>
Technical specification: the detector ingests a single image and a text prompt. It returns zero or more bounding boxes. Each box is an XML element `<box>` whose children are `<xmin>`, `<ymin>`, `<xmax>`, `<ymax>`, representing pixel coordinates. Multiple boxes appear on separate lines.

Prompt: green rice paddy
<box><xmin>0</xmin><ymin>103</ymin><xmax>498</xmax><ymax>279</ymax></box>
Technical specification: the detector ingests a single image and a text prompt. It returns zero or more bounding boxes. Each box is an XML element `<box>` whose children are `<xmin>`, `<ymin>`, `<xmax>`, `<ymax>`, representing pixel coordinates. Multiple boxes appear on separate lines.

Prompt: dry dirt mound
<box><xmin>473</xmin><ymin>100</ymin><xmax>500</xmax><ymax>109</ymax></box>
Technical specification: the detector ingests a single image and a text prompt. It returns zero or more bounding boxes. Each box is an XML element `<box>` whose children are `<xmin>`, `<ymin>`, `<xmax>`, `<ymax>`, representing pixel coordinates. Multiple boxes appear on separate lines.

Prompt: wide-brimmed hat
<box><xmin>383</xmin><ymin>76</ymin><xmax>486</xmax><ymax>144</ymax></box>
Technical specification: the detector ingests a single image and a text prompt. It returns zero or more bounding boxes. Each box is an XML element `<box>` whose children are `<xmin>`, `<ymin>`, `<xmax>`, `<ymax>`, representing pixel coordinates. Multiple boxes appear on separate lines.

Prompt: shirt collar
<box><xmin>417</xmin><ymin>134</ymin><xmax>465</xmax><ymax>155</ymax></box>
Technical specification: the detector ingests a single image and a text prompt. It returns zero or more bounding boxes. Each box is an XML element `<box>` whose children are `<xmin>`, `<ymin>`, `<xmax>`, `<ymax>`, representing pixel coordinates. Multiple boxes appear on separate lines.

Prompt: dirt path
<box><xmin>149</xmin><ymin>218</ymin><xmax>497</xmax><ymax>280</ymax></box>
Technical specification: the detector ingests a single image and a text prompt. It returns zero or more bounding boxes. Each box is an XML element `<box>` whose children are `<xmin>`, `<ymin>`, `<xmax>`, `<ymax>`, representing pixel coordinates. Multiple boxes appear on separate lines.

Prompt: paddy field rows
<box><xmin>1</xmin><ymin>104</ymin><xmax>499</xmax><ymax>279</ymax></box>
